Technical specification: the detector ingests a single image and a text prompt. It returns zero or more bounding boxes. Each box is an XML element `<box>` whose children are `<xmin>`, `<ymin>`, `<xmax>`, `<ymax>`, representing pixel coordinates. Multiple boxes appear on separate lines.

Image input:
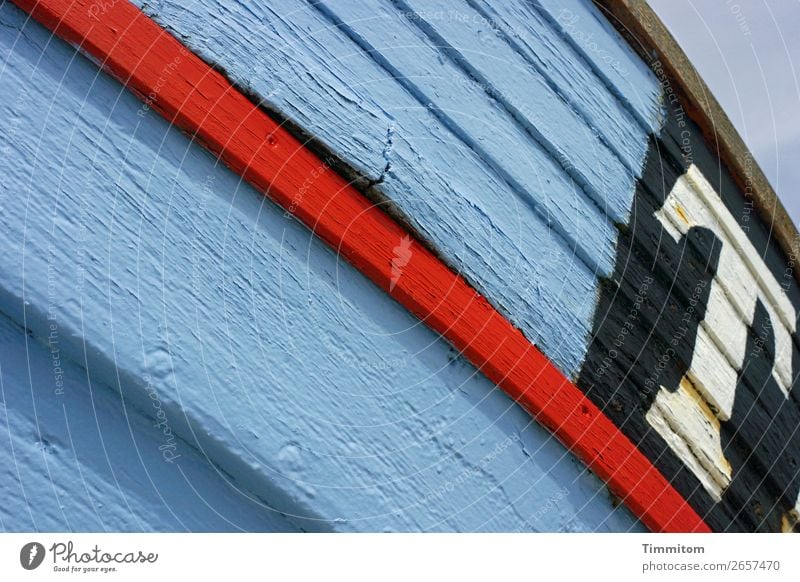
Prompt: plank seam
<box><xmin>306</xmin><ymin>0</ymin><xmax>605</xmax><ymax>276</ymax></box>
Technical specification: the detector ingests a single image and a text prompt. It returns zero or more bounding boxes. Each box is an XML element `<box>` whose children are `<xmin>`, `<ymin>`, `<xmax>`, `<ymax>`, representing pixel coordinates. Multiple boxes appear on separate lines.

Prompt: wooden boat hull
<box><xmin>0</xmin><ymin>0</ymin><xmax>796</xmax><ymax>532</ymax></box>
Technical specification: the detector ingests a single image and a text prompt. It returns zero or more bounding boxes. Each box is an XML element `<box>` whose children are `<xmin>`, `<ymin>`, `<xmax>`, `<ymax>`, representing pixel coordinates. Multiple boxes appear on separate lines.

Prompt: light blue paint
<box><xmin>533</xmin><ymin>0</ymin><xmax>664</xmax><ymax>132</ymax></box>
<box><xmin>132</xmin><ymin>0</ymin><xmax>663</xmax><ymax>376</ymax></box>
<box><xmin>317</xmin><ymin>0</ymin><xmax>623</xmax><ymax>257</ymax></box>
<box><xmin>0</xmin><ymin>4</ymin><xmax>645</xmax><ymax>532</ymax></box>
<box><xmin>464</xmin><ymin>0</ymin><xmax>661</xmax><ymax>167</ymax></box>
<box><xmin>0</xmin><ymin>313</ymin><xmax>298</xmax><ymax>532</ymax></box>
<box><xmin>393</xmin><ymin>0</ymin><xmax>646</xmax><ymax>205</ymax></box>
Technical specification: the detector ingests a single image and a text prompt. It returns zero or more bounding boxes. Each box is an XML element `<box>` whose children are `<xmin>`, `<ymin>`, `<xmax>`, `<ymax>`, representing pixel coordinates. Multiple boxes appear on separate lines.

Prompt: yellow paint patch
<box><xmin>675</xmin><ymin>203</ymin><xmax>691</xmax><ymax>226</ymax></box>
<box><xmin>680</xmin><ymin>377</ymin><xmax>719</xmax><ymax>430</ymax></box>
<box><xmin>679</xmin><ymin>377</ymin><xmax>733</xmax><ymax>477</ymax></box>
<box><xmin>782</xmin><ymin>510</ymin><xmax>799</xmax><ymax>533</ymax></box>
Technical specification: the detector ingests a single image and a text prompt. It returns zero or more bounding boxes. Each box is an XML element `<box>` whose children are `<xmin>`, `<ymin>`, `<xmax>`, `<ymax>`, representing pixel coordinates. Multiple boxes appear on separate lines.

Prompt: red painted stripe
<box><xmin>13</xmin><ymin>0</ymin><xmax>710</xmax><ymax>532</ymax></box>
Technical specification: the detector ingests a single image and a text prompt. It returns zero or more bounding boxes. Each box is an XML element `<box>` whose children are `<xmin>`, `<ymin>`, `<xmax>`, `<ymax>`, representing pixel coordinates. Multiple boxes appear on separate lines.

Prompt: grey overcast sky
<box><xmin>648</xmin><ymin>0</ymin><xmax>800</xmax><ymax>228</ymax></box>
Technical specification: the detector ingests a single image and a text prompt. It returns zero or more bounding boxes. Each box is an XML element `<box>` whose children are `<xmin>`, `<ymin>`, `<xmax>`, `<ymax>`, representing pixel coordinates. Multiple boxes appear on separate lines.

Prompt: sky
<box><xmin>648</xmin><ymin>0</ymin><xmax>800</xmax><ymax>228</ymax></box>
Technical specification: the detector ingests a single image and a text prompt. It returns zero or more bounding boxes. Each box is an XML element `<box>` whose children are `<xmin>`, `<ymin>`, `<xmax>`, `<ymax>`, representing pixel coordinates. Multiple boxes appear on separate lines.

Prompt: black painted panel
<box><xmin>579</xmin><ymin>112</ymin><xmax>800</xmax><ymax>532</ymax></box>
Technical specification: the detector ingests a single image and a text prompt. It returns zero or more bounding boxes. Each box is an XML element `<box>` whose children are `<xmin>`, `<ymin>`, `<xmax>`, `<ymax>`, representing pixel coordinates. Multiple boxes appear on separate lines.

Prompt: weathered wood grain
<box><xmin>468</xmin><ymin>0</ymin><xmax>659</xmax><ymax>141</ymax></box>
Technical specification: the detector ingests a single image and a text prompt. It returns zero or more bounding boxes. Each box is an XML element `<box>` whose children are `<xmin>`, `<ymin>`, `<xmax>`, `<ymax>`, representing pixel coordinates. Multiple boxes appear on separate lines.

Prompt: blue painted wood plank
<box><xmin>532</xmin><ymin>0</ymin><xmax>664</xmax><ymax>131</ymax></box>
<box><xmin>130</xmin><ymin>0</ymin><xmax>661</xmax><ymax>376</ymax></box>
<box><xmin>392</xmin><ymin>0</ymin><xmax>641</xmax><ymax>215</ymax></box>
<box><xmin>0</xmin><ymin>4</ymin><xmax>643</xmax><ymax>532</ymax></box>
<box><xmin>464</xmin><ymin>0</ymin><xmax>659</xmax><ymax>174</ymax></box>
